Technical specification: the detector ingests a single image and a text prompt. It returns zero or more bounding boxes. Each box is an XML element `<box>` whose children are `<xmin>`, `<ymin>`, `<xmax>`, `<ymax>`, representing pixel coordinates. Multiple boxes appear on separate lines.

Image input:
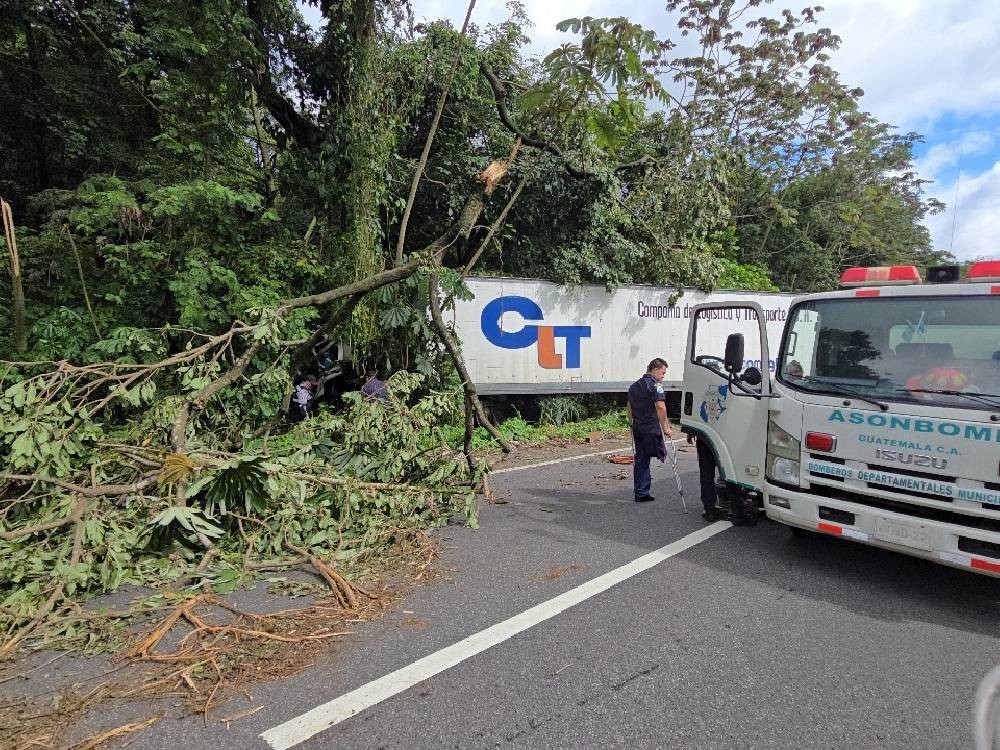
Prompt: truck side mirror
<box><xmin>724</xmin><ymin>333</ymin><xmax>744</xmax><ymax>374</ymax></box>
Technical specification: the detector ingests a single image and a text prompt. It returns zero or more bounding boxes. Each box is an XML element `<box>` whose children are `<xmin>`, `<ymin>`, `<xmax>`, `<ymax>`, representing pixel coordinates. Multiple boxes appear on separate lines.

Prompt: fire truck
<box><xmin>681</xmin><ymin>261</ymin><xmax>1000</xmax><ymax>576</ymax></box>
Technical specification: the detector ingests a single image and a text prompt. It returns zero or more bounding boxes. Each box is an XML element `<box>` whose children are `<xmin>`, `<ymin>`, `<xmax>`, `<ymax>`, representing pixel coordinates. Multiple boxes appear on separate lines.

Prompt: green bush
<box><xmin>441</xmin><ymin>406</ymin><xmax>631</xmax><ymax>452</ymax></box>
<box><xmin>539</xmin><ymin>396</ymin><xmax>588</xmax><ymax>426</ymax></box>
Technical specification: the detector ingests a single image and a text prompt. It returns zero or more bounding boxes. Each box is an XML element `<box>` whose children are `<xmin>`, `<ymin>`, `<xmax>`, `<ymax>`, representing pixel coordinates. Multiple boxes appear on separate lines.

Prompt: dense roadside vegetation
<box><xmin>0</xmin><ymin>0</ymin><xmax>950</xmax><ymax>655</ymax></box>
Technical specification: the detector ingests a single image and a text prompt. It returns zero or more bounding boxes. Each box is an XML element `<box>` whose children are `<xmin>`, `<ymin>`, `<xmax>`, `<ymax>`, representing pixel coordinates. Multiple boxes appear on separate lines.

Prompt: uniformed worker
<box><xmin>626</xmin><ymin>358</ymin><xmax>673</xmax><ymax>502</ymax></box>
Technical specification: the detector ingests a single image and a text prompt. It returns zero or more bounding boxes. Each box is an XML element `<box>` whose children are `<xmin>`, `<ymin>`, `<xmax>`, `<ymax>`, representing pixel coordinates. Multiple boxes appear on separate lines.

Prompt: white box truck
<box><xmin>680</xmin><ymin>261</ymin><xmax>1000</xmax><ymax>577</ymax></box>
<box><xmin>451</xmin><ymin>277</ymin><xmax>795</xmax><ymax>395</ymax></box>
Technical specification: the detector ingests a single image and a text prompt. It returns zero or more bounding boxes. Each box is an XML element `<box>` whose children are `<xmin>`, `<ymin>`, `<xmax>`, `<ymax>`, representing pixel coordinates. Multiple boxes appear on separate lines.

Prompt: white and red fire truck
<box><xmin>681</xmin><ymin>261</ymin><xmax>1000</xmax><ymax>576</ymax></box>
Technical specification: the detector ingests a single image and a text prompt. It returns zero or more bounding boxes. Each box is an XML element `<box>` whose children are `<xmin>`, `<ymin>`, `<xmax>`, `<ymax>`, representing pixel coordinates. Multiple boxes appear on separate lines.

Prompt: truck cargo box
<box><xmin>451</xmin><ymin>277</ymin><xmax>796</xmax><ymax>395</ymax></box>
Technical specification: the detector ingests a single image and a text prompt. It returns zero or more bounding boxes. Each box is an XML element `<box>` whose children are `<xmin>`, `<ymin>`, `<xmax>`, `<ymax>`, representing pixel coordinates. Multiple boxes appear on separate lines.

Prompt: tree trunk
<box><xmin>395</xmin><ymin>0</ymin><xmax>477</xmax><ymax>265</ymax></box>
<box><xmin>1</xmin><ymin>200</ymin><xmax>28</xmax><ymax>353</ymax></box>
<box><xmin>250</xmin><ymin>82</ymin><xmax>278</xmax><ymax>197</ymax></box>
<box><xmin>9</xmin><ymin>275</ymin><xmax>27</xmax><ymax>354</ymax></box>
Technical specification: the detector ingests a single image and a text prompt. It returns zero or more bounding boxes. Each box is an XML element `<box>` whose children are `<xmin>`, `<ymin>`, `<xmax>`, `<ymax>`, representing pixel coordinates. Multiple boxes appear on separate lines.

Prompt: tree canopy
<box><xmin>1</xmin><ymin>0</ymin><xmax>948</xmax><ymax>362</ymax></box>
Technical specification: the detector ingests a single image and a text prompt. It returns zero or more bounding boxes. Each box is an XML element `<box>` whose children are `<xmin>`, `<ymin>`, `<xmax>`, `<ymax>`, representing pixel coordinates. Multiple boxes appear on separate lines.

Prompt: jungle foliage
<box><xmin>0</xmin><ymin>0</ymin><xmax>950</xmax><ymax>652</ymax></box>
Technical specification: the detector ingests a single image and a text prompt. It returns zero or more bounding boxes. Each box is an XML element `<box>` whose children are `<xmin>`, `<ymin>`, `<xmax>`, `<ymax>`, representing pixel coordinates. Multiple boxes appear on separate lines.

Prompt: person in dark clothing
<box><xmin>289</xmin><ymin>374</ymin><xmax>317</xmax><ymax>423</ymax></box>
<box><xmin>626</xmin><ymin>358</ymin><xmax>673</xmax><ymax>502</ymax></box>
<box><xmin>360</xmin><ymin>370</ymin><xmax>389</xmax><ymax>401</ymax></box>
<box><xmin>689</xmin><ymin>433</ymin><xmax>755</xmax><ymax>525</ymax></box>
<box><xmin>692</xmin><ymin>435</ymin><xmax>723</xmax><ymax>522</ymax></box>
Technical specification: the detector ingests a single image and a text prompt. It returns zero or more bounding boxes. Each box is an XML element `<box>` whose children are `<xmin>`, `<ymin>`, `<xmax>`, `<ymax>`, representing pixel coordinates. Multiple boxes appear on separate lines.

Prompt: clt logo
<box><xmin>480</xmin><ymin>296</ymin><xmax>591</xmax><ymax>369</ymax></box>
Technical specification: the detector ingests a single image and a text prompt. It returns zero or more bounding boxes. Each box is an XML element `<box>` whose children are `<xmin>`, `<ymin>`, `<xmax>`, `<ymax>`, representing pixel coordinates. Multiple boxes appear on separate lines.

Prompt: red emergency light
<box><xmin>805</xmin><ymin>432</ymin><xmax>837</xmax><ymax>452</ymax></box>
<box><xmin>964</xmin><ymin>260</ymin><xmax>1000</xmax><ymax>283</ymax></box>
<box><xmin>839</xmin><ymin>265</ymin><xmax>921</xmax><ymax>287</ymax></box>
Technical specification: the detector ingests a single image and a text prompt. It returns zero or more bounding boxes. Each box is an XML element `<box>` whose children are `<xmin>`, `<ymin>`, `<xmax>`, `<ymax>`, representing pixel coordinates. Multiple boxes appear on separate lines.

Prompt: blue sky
<box><xmin>304</xmin><ymin>1</ymin><xmax>1000</xmax><ymax>261</ymax></box>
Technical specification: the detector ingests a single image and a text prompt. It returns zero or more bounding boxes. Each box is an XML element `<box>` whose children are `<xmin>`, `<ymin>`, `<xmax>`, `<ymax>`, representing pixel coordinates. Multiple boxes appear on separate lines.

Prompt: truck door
<box><xmin>680</xmin><ymin>302</ymin><xmax>771</xmax><ymax>492</ymax></box>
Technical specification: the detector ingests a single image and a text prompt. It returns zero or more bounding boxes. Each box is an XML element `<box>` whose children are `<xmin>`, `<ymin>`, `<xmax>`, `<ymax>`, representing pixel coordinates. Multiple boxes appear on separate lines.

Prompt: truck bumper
<box><xmin>764</xmin><ymin>484</ymin><xmax>1000</xmax><ymax>578</ymax></box>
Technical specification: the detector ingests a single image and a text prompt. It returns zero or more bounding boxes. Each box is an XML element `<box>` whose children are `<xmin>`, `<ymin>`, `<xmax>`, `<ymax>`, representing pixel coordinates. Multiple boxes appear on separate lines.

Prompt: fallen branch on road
<box><xmin>72</xmin><ymin>714</ymin><xmax>163</xmax><ymax>750</ymax></box>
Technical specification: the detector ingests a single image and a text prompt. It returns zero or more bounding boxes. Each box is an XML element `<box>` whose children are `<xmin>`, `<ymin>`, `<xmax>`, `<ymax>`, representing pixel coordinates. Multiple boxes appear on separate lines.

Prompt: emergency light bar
<box><xmin>839</xmin><ymin>265</ymin><xmax>921</xmax><ymax>287</ymax></box>
<box><xmin>964</xmin><ymin>260</ymin><xmax>1000</xmax><ymax>283</ymax></box>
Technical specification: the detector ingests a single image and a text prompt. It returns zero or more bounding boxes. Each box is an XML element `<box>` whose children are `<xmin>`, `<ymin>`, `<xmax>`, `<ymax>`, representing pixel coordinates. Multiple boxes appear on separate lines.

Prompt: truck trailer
<box><xmin>451</xmin><ymin>276</ymin><xmax>795</xmax><ymax>395</ymax></box>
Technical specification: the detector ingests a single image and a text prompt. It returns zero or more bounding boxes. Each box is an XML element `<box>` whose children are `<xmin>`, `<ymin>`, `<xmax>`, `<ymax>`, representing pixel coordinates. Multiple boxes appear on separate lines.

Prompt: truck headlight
<box><xmin>767</xmin><ymin>455</ymin><xmax>800</xmax><ymax>484</ymax></box>
<box><xmin>767</xmin><ymin>418</ymin><xmax>800</xmax><ymax>484</ymax></box>
<box><xmin>768</xmin><ymin>419</ymin><xmax>800</xmax><ymax>457</ymax></box>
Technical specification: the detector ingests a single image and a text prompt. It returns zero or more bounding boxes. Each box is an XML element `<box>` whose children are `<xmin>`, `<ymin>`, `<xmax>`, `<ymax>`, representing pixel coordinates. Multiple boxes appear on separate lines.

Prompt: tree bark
<box><xmin>462</xmin><ymin>176</ymin><xmax>526</xmax><ymax>275</ymax></box>
<box><xmin>2</xmin><ymin>200</ymin><xmax>28</xmax><ymax>353</ymax></box>
<box><xmin>462</xmin><ymin>393</ymin><xmax>476</xmax><ymax>470</ymax></box>
<box><xmin>250</xmin><ymin>82</ymin><xmax>278</xmax><ymax>197</ymax></box>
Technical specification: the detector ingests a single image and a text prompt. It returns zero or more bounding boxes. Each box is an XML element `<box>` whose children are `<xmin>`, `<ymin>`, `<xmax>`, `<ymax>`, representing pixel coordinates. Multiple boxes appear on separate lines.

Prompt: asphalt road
<box><xmin>106</xmin><ymin>443</ymin><xmax>1000</xmax><ymax>749</ymax></box>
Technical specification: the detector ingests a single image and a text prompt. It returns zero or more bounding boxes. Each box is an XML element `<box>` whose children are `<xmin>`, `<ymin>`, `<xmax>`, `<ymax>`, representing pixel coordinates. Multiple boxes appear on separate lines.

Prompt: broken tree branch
<box><xmin>1</xmin><ymin>198</ymin><xmax>27</xmax><ymax>353</ymax></box>
<box><xmin>479</xmin><ymin>62</ymin><xmax>658</xmax><ymax>179</ymax></box>
<box><xmin>479</xmin><ymin>62</ymin><xmax>589</xmax><ymax>179</ymax></box>
<box><xmin>395</xmin><ymin>0</ymin><xmax>478</xmax><ymax>265</ymax></box>
<box><xmin>283</xmin><ymin>540</ymin><xmax>358</xmax><ymax>609</ymax></box>
<box><xmin>0</xmin><ymin>495</ymin><xmax>88</xmax><ymax>654</ymax></box>
<box><xmin>462</xmin><ymin>176</ymin><xmax>526</xmax><ymax>275</ymax></box>
<box><xmin>0</xmin><ymin>472</ymin><xmax>157</xmax><ymax>498</ymax></box>
<box><xmin>288</xmin><ymin>292</ymin><xmax>364</xmax><ymax>375</ymax></box>
<box><xmin>427</xmin><ymin>273</ymin><xmax>511</xmax><ymax>453</ymax></box>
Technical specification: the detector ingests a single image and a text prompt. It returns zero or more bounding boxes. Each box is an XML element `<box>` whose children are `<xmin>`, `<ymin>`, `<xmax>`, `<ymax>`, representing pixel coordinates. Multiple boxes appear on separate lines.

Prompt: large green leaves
<box><xmin>195</xmin><ymin>456</ymin><xmax>271</xmax><ymax>516</ymax></box>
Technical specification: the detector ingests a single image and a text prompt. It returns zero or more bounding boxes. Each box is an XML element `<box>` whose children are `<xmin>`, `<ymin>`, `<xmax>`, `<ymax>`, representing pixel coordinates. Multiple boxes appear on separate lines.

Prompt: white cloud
<box><xmin>916</xmin><ymin>131</ymin><xmax>995</xmax><ymax>183</ymax></box>
<box><xmin>817</xmin><ymin>0</ymin><xmax>1000</xmax><ymax>132</ymax></box>
<box><xmin>924</xmin><ymin>160</ymin><xmax>1000</xmax><ymax>261</ymax></box>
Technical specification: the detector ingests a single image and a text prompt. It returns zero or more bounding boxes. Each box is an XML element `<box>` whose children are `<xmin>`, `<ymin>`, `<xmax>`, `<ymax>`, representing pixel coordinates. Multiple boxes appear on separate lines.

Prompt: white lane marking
<box><xmin>492</xmin><ymin>438</ymin><xmax>686</xmax><ymax>475</ymax></box>
<box><xmin>260</xmin><ymin>521</ymin><xmax>730</xmax><ymax>749</ymax></box>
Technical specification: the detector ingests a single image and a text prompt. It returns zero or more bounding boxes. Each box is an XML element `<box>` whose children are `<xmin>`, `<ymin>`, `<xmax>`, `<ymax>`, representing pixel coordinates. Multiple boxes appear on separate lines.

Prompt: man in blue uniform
<box><xmin>626</xmin><ymin>358</ymin><xmax>673</xmax><ymax>502</ymax></box>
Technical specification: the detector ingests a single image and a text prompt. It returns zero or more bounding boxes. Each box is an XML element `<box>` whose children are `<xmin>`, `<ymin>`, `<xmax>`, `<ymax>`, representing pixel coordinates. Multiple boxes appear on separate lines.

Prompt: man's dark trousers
<box><xmin>633</xmin><ymin>436</ymin><xmax>654</xmax><ymax>499</ymax></box>
<box><xmin>696</xmin><ymin>438</ymin><xmax>718</xmax><ymax>512</ymax></box>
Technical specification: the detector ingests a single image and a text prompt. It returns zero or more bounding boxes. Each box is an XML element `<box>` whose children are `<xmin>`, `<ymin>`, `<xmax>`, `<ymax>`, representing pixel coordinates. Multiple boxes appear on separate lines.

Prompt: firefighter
<box><xmin>626</xmin><ymin>358</ymin><xmax>673</xmax><ymax>502</ymax></box>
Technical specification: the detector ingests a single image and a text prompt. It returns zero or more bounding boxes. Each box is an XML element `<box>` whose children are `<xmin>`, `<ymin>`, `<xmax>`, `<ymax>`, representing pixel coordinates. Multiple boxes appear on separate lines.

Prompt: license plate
<box><xmin>874</xmin><ymin>517</ymin><xmax>932</xmax><ymax>551</ymax></box>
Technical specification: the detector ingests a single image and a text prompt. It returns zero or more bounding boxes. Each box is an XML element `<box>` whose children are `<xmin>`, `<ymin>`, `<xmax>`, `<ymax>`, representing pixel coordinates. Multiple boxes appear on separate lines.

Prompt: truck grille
<box><xmin>807</xmin><ymin>460</ymin><xmax>961</xmax><ymax>503</ymax></box>
<box><xmin>863</xmin><ymin>462</ymin><xmax>957</xmax><ymax>485</ymax></box>
<box><xmin>810</xmin><ymin>484</ymin><xmax>1000</xmax><ymax>534</ymax></box>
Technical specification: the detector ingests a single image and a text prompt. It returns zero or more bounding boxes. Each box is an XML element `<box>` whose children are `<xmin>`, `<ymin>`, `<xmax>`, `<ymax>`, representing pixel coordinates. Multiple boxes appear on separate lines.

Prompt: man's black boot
<box><xmin>635</xmin><ymin>495</ymin><xmax>656</xmax><ymax>503</ymax></box>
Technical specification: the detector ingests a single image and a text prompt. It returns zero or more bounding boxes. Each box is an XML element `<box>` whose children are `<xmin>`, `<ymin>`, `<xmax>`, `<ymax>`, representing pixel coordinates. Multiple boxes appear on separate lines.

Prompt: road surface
<box><xmin>78</xmin><ymin>444</ymin><xmax>1000</xmax><ymax>749</ymax></box>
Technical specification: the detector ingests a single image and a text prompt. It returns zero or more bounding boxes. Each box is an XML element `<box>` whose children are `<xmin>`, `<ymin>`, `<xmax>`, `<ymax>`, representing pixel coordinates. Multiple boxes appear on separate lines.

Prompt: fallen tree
<box><xmin>0</xmin><ymin>184</ymin><xmax>508</xmax><ymax>653</ymax></box>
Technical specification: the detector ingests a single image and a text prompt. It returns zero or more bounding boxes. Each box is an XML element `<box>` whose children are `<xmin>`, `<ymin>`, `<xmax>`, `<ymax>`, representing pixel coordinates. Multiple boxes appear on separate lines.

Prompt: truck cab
<box><xmin>680</xmin><ymin>261</ymin><xmax>1000</xmax><ymax>576</ymax></box>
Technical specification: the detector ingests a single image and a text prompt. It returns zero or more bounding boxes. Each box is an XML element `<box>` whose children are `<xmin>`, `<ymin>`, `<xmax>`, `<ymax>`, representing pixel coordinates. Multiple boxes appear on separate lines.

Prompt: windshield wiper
<box><xmin>904</xmin><ymin>388</ymin><xmax>1000</xmax><ymax>411</ymax></box>
<box><xmin>793</xmin><ymin>376</ymin><xmax>889</xmax><ymax>412</ymax></box>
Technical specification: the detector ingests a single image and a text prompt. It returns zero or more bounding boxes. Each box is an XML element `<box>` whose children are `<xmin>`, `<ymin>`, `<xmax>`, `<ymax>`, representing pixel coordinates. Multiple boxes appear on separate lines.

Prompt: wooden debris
<box><xmin>71</xmin><ymin>714</ymin><xmax>162</xmax><ymax>750</ymax></box>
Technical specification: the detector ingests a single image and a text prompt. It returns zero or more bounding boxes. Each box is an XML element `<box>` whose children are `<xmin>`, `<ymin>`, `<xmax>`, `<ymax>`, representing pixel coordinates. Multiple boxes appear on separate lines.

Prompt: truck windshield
<box><xmin>778</xmin><ymin>295</ymin><xmax>1000</xmax><ymax>410</ymax></box>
